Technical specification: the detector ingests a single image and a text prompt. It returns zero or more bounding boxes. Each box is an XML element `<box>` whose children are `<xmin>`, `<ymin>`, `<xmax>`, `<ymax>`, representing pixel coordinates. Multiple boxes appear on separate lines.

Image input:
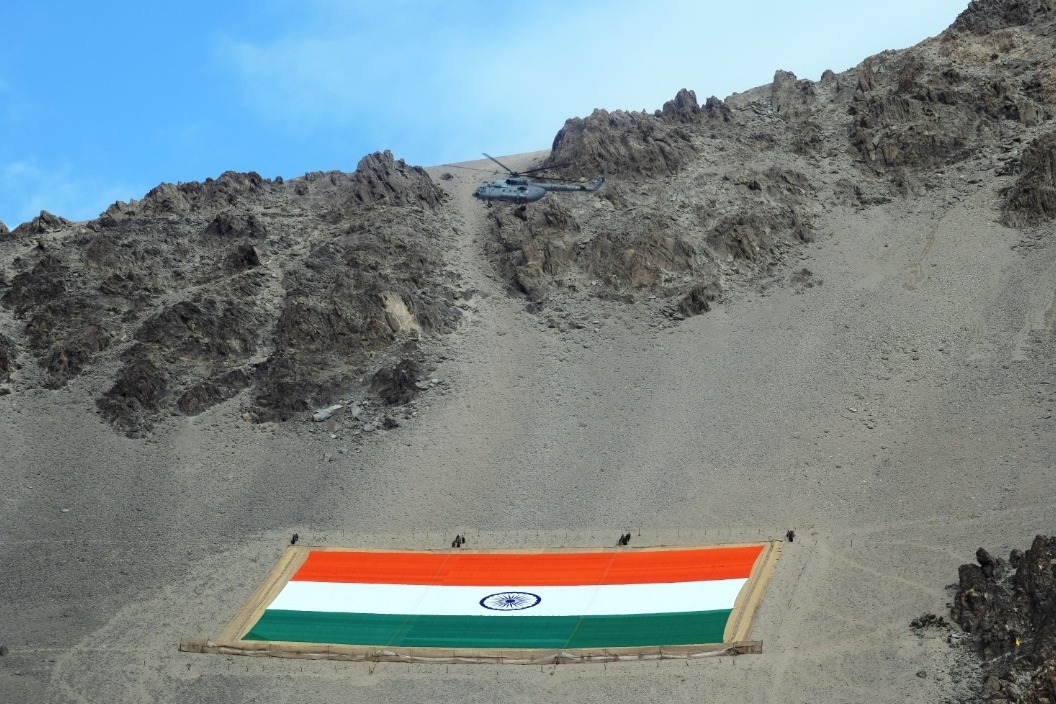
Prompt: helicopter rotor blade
<box><xmin>531</xmin><ymin>175</ymin><xmax>585</xmax><ymax>184</ymax></box>
<box><xmin>482</xmin><ymin>153</ymin><xmax>518</xmax><ymax>175</ymax></box>
<box><xmin>480</xmin><ymin>153</ymin><xmax>581</xmax><ymax>179</ymax></box>
<box><xmin>439</xmin><ymin>163</ymin><xmax>495</xmax><ymax>174</ymax></box>
<box><xmin>520</xmin><ymin>162</ymin><xmax>573</xmax><ymax>176</ymax></box>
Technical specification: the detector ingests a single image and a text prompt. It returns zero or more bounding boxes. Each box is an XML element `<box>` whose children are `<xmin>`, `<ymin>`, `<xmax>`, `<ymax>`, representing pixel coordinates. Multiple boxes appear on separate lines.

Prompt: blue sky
<box><xmin>1</xmin><ymin>1</ymin><xmax>968</xmax><ymax>227</ymax></box>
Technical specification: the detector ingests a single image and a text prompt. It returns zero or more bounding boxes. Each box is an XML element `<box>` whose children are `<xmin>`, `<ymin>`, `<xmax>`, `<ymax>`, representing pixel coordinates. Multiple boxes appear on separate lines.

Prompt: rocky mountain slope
<box><xmin>0</xmin><ymin>152</ymin><xmax>461</xmax><ymax>435</ymax></box>
<box><xmin>4</xmin><ymin>1</ymin><xmax>1056</xmax><ymax>702</ymax></box>
<box><xmin>486</xmin><ymin>0</ymin><xmax>1056</xmax><ymax>327</ymax></box>
<box><xmin>3</xmin><ymin>0</ymin><xmax>1056</xmax><ymax>441</ymax></box>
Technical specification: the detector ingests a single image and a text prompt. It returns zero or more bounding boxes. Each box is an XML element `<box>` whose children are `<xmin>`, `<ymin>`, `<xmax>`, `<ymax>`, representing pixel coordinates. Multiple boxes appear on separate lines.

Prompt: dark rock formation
<box><xmin>658</xmin><ymin>88</ymin><xmax>729</xmax><ymax>124</ymax></box>
<box><xmin>952</xmin><ymin>0</ymin><xmax>1055</xmax><ymax>34</ymax></box>
<box><xmin>678</xmin><ymin>283</ymin><xmax>721</xmax><ymax>317</ymax></box>
<box><xmin>96</xmin><ymin>349</ymin><xmax>171</xmax><ymax>437</ymax></box>
<box><xmin>845</xmin><ymin>7</ymin><xmax>1056</xmax><ymax>172</ymax></box>
<box><xmin>0</xmin><ymin>334</ymin><xmax>16</xmax><ymax>383</ymax></box>
<box><xmin>139</xmin><ymin>171</ymin><xmax>269</xmax><ymax>216</ymax></box>
<box><xmin>1</xmin><ymin>255</ymin><xmax>69</xmax><ymax>313</ymax></box>
<box><xmin>11</xmin><ymin>210</ymin><xmax>70</xmax><ymax>237</ymax></box>
<box><xmin>1003</xmin><ymin>132</ymin><xmax>1056</xmax><ymax>225</ymax></box>
<box><xmin>771</xmin><ymin>70</ymin><xmax>817</xmax><ymax>119</ymax></box>
<box><xmin>485</xmin><ymin>83</ymin><xmax>820</xmax><ymax>315</ymax></box>
<box><xmin>953</xmin><ymin>536</ymin><xmax>1056</xmax><ymax>703</ymax></box>
<box><xmin>585</xmin><ymin>228</ymin><xmax>699</xmax><ymax>290</ymax></box>
<box><xmin>40</xmin><ymin>324</ymin><xmax>111</xmax><ymax>388</ymax></box>
<box><xmin>370</xmin><ymin>359</ymin><xmax>419</xmax><ymax>406</ymax></box>
<box><xmin>0</xmin><ymin>154</ymin><xmax>458</xmax><ymax>435</ymax></box>
<box><xmin>135</xmin><ymin>298</ymin><xmax>263</xmax><ymax>363</ymax></box>
<box><xmin>547</xmin><ymin>89</ymin><xmax>719</xmax><ymax>177</ymax></box>
<box><xmin>177</xmin><ymin>369</ymin><xmax>251</xmax><ymax>416</ymax></box>
<box><xmin>348</xmin><ymin>150</ymin><xmax>444</xmax><ymax>209</ymax></box>
<box><xmin>849</xmin><ymin>56</ymin><xmax>984</xmax><ymax>169</ymax></box>
<box><xmin>203</xmin><ymin>212</ymin><xmax>269</xmax><ymax>240</ymax></box>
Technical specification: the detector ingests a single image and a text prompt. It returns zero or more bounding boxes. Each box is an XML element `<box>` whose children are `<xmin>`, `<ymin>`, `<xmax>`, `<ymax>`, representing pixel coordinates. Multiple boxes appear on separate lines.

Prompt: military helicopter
<box><xmin>472</xmin><ymin>153</ymin><xmax>605</xmax><ymax>206</ymax></box>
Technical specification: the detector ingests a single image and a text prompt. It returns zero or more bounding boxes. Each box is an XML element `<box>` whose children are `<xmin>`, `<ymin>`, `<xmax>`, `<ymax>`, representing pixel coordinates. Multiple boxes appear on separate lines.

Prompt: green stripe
<box><xmin>243</xmin><ymin>609</ymin><xmax>732</xmax><ymax>649</ymax></box>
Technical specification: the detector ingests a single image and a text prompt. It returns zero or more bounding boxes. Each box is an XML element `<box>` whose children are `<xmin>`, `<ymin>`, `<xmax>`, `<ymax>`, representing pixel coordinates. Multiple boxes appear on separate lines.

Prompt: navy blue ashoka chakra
<box><xmin>479</xmin><ymin>591</ymin><xmax>542</xmax><ymax>611</ymax></box>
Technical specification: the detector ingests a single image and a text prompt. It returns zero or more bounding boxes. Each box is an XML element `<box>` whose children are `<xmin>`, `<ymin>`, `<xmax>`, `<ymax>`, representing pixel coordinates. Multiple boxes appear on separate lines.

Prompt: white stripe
<box><xmin>267</xmin><ymin>579</ymin><xmax>748</xmax><ymax>617</ymax></box>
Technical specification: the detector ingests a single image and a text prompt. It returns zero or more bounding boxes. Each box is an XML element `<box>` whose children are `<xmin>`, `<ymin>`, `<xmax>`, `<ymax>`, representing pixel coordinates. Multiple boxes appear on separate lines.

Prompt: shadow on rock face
<box><xmin>371</xmin><ymin>359</ymin><xmax>419</xmax><ymax>406</ymax></box>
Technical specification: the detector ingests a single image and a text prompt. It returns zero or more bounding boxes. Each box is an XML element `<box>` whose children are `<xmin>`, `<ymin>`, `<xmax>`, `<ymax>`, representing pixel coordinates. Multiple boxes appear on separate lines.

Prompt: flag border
<box><xmin>182</xmin><ymin>541</ymin><xmax>782</xmax><ymax>664</ymax></box>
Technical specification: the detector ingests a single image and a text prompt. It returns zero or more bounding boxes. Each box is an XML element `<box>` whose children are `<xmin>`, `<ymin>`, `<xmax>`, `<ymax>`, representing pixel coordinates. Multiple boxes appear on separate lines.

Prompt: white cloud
<box><xmin>213</xmin><ymin>0</ymin><xmax>969</xmax><ymax>166</ymax></box>
<box><xmin>213</xmin><ymin>3</ymin><xmax>630</xmax><ymax>163</ymax></box>
<box><xmin>0</xmin><ymin>159</ymin><xmax>141</xmax><ymax>228</ymax></box>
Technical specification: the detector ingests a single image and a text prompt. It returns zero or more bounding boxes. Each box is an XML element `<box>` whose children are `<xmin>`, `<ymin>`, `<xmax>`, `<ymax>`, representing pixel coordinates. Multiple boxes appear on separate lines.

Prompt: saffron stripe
<box><xmin>291</xmin><ymin>546</ymin><xmax>764</xmax><ymax>586</ymax></box>
<box><xmin>267</xmin><ymin>578</ymin><xmax>748</xmax><ymax>617</ymax></box>
<box><xmin>244</xmin><ymin>609</ymin><xmax>733</xmax><ymax>649</ymax></box>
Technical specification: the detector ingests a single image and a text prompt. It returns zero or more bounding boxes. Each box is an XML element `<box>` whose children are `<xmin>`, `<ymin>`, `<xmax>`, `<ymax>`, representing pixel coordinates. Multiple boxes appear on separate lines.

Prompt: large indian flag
<box><xmin>239</xmin><ymin>545</ymin><xmax>769</xmax><ymax>650</ymax></box>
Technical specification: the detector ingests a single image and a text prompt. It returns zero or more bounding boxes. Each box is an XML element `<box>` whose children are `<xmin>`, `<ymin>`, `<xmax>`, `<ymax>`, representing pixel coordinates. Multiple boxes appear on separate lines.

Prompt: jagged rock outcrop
<box><xmin>1003</xmin><ymin>132</ymin><xmax>1056</xmax><ymax>225</ymax></box>
<box><xmin>548</xmin><ymin>107</ymin><xmax>697</xmax><ymax>177</ymax></box>
<box><xmin>248</xmin><ymin>209</ymin><xmax>459</xmax><ymax>422</ymax></box>
<box><xmin>138</xmin><ymin>171</ymin><xmax>270</xmax><ymax>216</ymax></box>
<box><xmin>953</xmin><ymin>536</ymin><xmax>1056</xmax><ymax>703</ymax></box>
<box><xmin>659</xmin><ymin>88</ymin><xmax>732</xmax><ymax>124</ymax></box>
<box><xmin>486</xmin><ymin>84</ymin><xmax>820</xmax><ymax>316</ymax></box>
<box><xmin>708</xmin><ymin>208</ymin><xmax>812</xmax><ymax>262</ymax></box>
<box><xmin>348</xmin><ymin>150</ymin><xmax>444</xmax><ymax>208</ymax></box>
<box><xmin>370</xmin><ymin>358</ymin><xmax>419</xmax><ymax>406</ymax></box>
<box><xmin>547</xmin><ymin>89</ymin><xmax>733</xmax><ymax>177</ymax></box>
<box><xmin>846</xmin><ymin>3</ymin><xmax>1056</xmax><ymax>172</ymax></box>
<box><xmin>849</xmin><ymin>55</ymin><xmax>989</xmax><ymax>169</ymax></box>
<box><xmin>583</xmin><ymin>228</ymin><xmax>701</xmax><ymax>290</ymax></box>
<box><xmin>484</xmin><ymin>199</ymin><xmax>580</xmax><ymax>300</ymax></box>
<box><xmin>771</xmin><ymin>70</ymin><xmax>818</xmax><ymax>119</ymax></box>
<box><xmin>0</xmin><ymin>334</ymin><xmax>16</xmax><ymax>383</ymax></box>
<box><xmin>176</xmin><ymin>369</ymin><xmax>251</xmax><ymax>416</ymax></box>
<box><xmin>0</xmin><ymin>155</ymin><xmax>458</xmax><ymax>435</ymax></box>
<box><xmin>135</xmin><ymin>298</ymin><xmax>264</xmax><ymax>362</ymax></box>
<box><xmin>203</xmin><ymin>212</ymin><xmax>269</xmax><ymax>240</ymax></box>
<box><xmin>677</xmin><ymin>283</ymin><xmax>721</xmax><ymax>316</ymax></box>
<box><xmin>0</xmin><ymin>254</ymin><xmax>114</xmax><ymax>389</ymax></box>
<box><xmin>96</xmin><ymin>348</ymin><xmax>172</xmax><ymax>437</ymax></box>
<box><xmin>11</xmin><ymin>210</ymin><xmax>70</xmax><ymax>236</ymax></box>
<box><xmin>952</xmin><ymin>0</ymin><xmax>1055</xmax><ymax>34</ymax></box>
